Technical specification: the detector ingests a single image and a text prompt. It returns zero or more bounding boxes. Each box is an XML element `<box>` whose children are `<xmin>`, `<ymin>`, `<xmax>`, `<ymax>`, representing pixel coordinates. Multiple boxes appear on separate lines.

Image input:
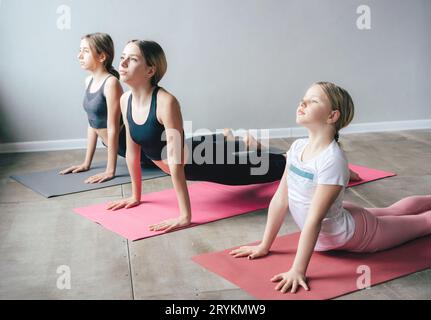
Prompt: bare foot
<box><xmin>223</xmin><ymin>128</ymin><xmax>236</xmax><ymax>141</ymax></box>
<box><xmin>243</xmin><ymin>132</ymin><xmax>263</xmax><ymax>150</ymax></box>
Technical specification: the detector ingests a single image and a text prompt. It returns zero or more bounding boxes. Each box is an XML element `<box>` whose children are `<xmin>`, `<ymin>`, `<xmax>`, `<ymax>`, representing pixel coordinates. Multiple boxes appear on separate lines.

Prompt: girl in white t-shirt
<box><xmin>230</xmin><ymin>82</ymin><xmax>431</xmax><ymax>294</ymax></box>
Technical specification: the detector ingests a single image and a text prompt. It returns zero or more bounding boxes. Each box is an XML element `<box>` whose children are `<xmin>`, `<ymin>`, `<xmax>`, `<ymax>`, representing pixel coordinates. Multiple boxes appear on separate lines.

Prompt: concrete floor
<box><xmin>0</xmin><ymin>129</ymin><xmax>431</xmax><ymax>300</ymax></box>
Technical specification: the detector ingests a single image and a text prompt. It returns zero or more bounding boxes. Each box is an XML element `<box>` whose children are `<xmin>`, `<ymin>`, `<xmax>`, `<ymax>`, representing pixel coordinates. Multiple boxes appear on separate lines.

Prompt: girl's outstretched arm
<box><xmin>271</xmin><ymin>184</ymin><xmax>342</xmax><ymax>294</ymax></box>
<box><xmin>59</xmin><ymin>126</ymin><xmax>98</xmax><ymax>175</ymax></box>
<box><xmin>230</xmin><ymin>164</ymin><xmax>289</xmax><ymax>259</ymax></box>
<box><xmin>107</xmin><ymin>92</ymin><xmax>142</xmax><ymax>210</ymax></box>
<box><xmin>85</xmin><ymin>77</ymin><xmax>123</xmax><ymax>183</ymax></box>
<box><xmin>60</xmin><ymin>77</ymin><xmax>98</xmax><ymax>175</ymax></box>
<box><xmin>148</xmin><ymin>95</ymin><xmax>192</xmax><ymax>232</ymax></box>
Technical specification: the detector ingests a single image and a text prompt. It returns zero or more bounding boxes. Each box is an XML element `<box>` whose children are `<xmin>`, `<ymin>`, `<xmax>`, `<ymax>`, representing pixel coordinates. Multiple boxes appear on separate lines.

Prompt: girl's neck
<box><xmin>130</xmin><ymin>81</ymin><xmax>155</xmax><ymax>107</ymax></box>
<box><xmin>90</xmin><ymin>66</ymin><xmax>109</xmax><ymax>81</ymax></box>
<box><xmin>305</xmin><ymin>125</ymin><xmax>335</xmax><ymax>151</ymax></box>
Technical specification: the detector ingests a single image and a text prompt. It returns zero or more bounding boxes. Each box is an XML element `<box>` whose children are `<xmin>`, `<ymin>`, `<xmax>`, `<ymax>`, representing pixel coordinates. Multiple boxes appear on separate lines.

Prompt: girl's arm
<box><xmin>59</xmin><ymin>126</ymin><xmax>97</xmax><ymax>174</ymax></box>
<box><xmin>85</xmin><ymin>77</ymin><xmax>123</xmax><ymax>183</ymax></box>
<box><xmin>148</xmin><ymin>95</ymin><xmax>192</xmax><ymax>232</ymax></box>
<box><xmin>271</xmin><ymin>184</ymin><xmax>343</xmax><ymax>294</ymax></box>
<box><xmin>60</xmin><ymin>77</ymin><xmax>97</xmax><ymax>175</ymax></box>
<box><xmin>230</xmin><ymin>164</ymin><xmax>289</xmax><ymax>259</ymax></box>
<box><xmin>107</xmin><ymin>92</ymin><xmax>142</xmax><ymax>210</ymax></box>
<box><xmin>83</xmin><ymin>126</ymin><xmax>98</xmax><ymax>168</ymax></box>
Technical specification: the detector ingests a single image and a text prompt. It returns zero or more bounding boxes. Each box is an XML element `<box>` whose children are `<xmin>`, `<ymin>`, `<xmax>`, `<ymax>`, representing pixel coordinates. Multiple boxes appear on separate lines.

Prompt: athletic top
<box><xmin>286</xmin><ymin>138</ymin><xmax>356</xmax><ymax>251</ymax></box>
<box><xmin>127</xmin><ymin>86</ymin><xmax>168</xmax><ymax>161</ymax></box>
<box><xmin>83</xmin><ymin>76</ymin><xmax>112</xmax><ymax>129</ymax></box>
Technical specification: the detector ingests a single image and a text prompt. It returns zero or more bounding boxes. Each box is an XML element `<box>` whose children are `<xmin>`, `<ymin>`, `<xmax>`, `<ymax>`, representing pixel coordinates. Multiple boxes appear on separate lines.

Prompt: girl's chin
<box><xmin>81</xmin><ymin>65</ymin><xmax>94</xmax><ymax>72</ymax></box>
<box><xmin>296</xmin><ymin>117</ymin><xmax>304</xmax><ymax>124</ymax></box>
<box><xmin>296</xmin><ymin>118</ymin><xmax>311</xmax><ymax>128</ymax></box>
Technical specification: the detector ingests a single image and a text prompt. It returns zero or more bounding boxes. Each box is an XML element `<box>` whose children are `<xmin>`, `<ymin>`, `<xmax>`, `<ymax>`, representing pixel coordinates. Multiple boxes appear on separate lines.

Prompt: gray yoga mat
<box><xmin>10</xmin><ymin>144</ymin><xmax>286</xmax><ymax>198</ymax></box>
<box><xmin>10</xmin><ymin>158</ymin><xmax>168</xmax><ymax>198</ymax></box>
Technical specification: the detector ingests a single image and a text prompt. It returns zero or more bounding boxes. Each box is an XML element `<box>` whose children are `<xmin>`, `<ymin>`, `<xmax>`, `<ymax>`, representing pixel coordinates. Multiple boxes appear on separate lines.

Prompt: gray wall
<box><xmin>0</xmin><ymin>0</ymin><xmax>430</xmax><ymax>143</ymax></box>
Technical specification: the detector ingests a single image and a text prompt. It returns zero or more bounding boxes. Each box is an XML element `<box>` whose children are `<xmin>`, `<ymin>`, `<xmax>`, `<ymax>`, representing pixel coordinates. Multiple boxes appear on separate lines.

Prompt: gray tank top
<box><xmin>83</xmin><ymin>76</ymin><xmax>112</xmax><ymax>129</ymax></box>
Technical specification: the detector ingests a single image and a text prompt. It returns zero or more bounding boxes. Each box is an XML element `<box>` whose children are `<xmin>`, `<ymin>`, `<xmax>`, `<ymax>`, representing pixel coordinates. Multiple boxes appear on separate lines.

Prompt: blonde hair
<box><xmin>128</xmin><ymin>40</ymin><xmax>167</xmax><ymax>86</ymax></box>
<box><xmin>82</xmin><ymin>33</ymin><xmax>119</xmax><ymax>79</ymax></box>
<box><xmin>315</xmin><ymin>81</ymin><xmax>355</xmax><ymax>142</ymax></box>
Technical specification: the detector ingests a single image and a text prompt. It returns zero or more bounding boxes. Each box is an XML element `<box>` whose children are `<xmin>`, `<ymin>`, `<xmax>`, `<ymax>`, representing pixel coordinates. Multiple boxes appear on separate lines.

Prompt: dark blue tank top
<box><xmin>127</xmin><ymin>87</ymin><xmax>167</xmax><ymax>161</ymax></box>
<box><xmin>83</xmin><ymin>76</ymin><xmax>112</xmax><ymax>129</ymax></box>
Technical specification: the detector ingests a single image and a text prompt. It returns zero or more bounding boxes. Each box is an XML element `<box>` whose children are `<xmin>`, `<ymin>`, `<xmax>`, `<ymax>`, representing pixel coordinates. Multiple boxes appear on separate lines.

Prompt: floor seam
<box><xmin>350</xmin><ymin>188</ymin><xmax>376</xmax><ymax>208</ymax></box>
<box><xmin>126</xmin><ymin>239</ymin><xmax>135</xmax><ymax>300</ymax></box>
<box><xmin>122</xmin><ymin>184</ymin><xmax>134</xmax><ymax>299</ymax></box>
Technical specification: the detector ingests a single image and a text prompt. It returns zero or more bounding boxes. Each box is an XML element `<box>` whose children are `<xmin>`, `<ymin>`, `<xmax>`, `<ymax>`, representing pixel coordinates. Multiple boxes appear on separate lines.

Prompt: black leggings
<box><xmin>115</xmin><ymin>130</ymin><xmax>286</xmax><ymax>183</ymax></box>
<box><xmin>183</xmin><ymin>134</ymin><xmax>286</xmax><ymax>185</ymax></box>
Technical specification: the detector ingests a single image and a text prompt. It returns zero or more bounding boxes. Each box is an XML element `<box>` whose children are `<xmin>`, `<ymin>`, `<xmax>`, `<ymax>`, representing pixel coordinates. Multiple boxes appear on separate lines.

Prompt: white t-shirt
<box><xmin>286</xmin><ymin>138</ymin><xmax>355</xmax><ymax>251</ymax></box>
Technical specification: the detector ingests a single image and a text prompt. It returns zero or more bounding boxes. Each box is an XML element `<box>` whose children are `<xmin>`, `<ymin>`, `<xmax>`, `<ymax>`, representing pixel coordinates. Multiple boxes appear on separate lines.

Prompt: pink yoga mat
<box><xmin>192</xmin><ymin>232</ymin><xmax>431</xmax><ymax>300</ymax></box>
<box><xmin>73</xmin><ymin>164</ymin><xmax>395</xmax><ymax>241</ymax></box>
<box><xmin>74</xmin><ymin>182</ymin><xmax>278</xmax><ymax>241</ymax></box>
<box><xmin>348</xmin><ymin>164</ymin><xmax>396</xmax><ymax>187</ymax></box>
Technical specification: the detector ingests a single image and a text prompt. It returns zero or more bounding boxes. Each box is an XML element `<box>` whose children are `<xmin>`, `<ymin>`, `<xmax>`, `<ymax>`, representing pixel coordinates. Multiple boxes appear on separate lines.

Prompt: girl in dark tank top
<box><xmin>59</xmin><ymin>33</ymin><xmax>154</xmax><ymax>183</ymax></box>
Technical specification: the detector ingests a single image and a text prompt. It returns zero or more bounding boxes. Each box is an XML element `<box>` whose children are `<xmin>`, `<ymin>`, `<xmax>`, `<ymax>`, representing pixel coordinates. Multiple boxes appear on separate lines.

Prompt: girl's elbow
<box><xmin>107</xmin><ymin>127</ymin><xmax>119</xmax><ymax>137</ymax></box>
<box><xmin>272</xmin><ymin>196</ymin><xmax>289</xmax><ymax>211</ymax></box>
<box><xmin>125</xmin><ymin>151</ymin><xmax>138</xmax><ymax>162</ymax></box>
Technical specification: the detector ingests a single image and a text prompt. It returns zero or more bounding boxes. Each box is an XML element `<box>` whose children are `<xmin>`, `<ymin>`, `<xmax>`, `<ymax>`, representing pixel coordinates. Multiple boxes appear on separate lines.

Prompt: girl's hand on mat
<box><xmin>229</xmin><ymin>245</ymin><xmax>269</xmax><ymax>259</ymax></box>
<box><xmin>349</xmin><ymin>169</ymin><xmax>362</xmax><ymax>182</ymax></box>
<box><xmin>271</xmin><ymin>269</ymin><xmax>309</xmax><ymax>294</ymax></box>
<box><xmin>106</xmin><ymin>197</ymin><xmax>141</xmax><ymax>211</ymax></box>
<box><xmin>59</xmin><ymin>163</ymin><xmax>89</xmax><ymax>175</ymax></box>
<box><xmin>148</xmin><ymin>216</ymin><xmax>191</xmax><ymax>233</ymax></box>
<box><xmin>85</xmin><ymin>171</ymin><xmax>114</xmax><ymax>184</ymax></box>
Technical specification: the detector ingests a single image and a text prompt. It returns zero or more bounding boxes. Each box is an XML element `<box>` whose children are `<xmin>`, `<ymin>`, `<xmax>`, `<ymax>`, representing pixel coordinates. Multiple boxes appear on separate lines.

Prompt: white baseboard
<box><xmin>0</xmin><ymin>139</ymin><xmax>107</xmax><ymax>154</ymax></box>
<box><xmin>1</xmin><ymin>119</ymin><xmax>430</xmax><ymax>154</ymax></box>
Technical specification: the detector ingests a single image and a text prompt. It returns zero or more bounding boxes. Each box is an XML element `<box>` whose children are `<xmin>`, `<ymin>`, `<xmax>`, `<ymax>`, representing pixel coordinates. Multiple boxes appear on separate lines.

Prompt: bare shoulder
<box><xmin>105</xmin><ymin>76</ymin><xmax>122</xmax><ymax>92</ymax></box>
<box><xmin>120</xmin><ymin>91</ymin><xmax>132</xmax><ymax>113</ymax></box>
<box><xmin>157</xmin><ymin>88</ymin><xmax>181</xmax><ymax>114</ymax></box>
<box><xmin>103</xmin><ymin>76</ymin><xmax>123</xmax><ymax>100</ymax></box>
<box><xmin>105</xmin><ymin>76</ymin><xmax>120</xmax><ymax>87</ymax></box>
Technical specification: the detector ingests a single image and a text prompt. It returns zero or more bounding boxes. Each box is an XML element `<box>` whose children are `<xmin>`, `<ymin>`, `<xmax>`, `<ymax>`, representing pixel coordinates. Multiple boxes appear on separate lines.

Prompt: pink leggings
<box><xmin>337</xmin><ymin>195</ymin><xmax>431</xmax><ymax>253</ymax></box>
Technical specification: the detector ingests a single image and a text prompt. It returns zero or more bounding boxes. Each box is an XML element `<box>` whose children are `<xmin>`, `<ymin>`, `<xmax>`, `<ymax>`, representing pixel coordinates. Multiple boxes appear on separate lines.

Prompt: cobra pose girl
<box><xmin>230</xmin><ymin>82</ymin><xmax>431</xmax><ymax>294</ymax></box>
<box><xmin>60</xmin><ymin>33</ymin><xmax>153</xmax><ymax>183</ymax></box>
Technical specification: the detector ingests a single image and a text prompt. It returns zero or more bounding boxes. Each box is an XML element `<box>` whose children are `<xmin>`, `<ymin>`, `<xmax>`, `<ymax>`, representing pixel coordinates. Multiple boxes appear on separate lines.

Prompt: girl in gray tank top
<box><xmin>60</xmin><ymin>33</ymin><xmax>154</xmax><ymax>183</ymax></box>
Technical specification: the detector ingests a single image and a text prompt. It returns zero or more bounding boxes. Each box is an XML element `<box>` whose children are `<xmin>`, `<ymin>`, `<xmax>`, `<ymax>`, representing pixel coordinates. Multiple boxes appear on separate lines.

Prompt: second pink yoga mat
<box><xmin>74</xmin><ymin>181</ymin><xmax>279</xmax><ymax>241</ymax></box>
<box><xmin>192</xmin><ymin>232</ymin><xmax>431</xmax><ymax>300</ymax></box>
<box><xmin>73</xmin><ymin>164</ymin><xmax>395</xmax><ymax>241</ymax></box>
